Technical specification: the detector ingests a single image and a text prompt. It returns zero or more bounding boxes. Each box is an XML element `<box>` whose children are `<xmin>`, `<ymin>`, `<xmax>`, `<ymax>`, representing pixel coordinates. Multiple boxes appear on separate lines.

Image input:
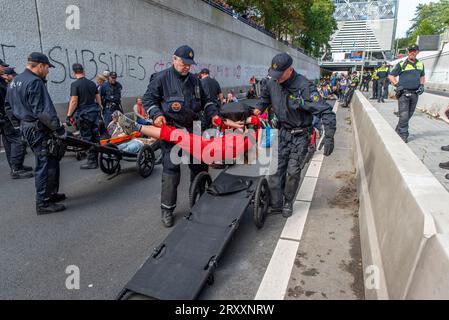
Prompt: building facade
<box><xmin>323</xmin><ymin>0</ymin><xmax>399</xmax><ymax>68</ymax></box>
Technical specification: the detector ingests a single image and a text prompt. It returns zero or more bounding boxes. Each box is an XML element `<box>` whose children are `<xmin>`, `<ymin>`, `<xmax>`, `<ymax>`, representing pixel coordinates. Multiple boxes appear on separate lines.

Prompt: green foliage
<box><xmin>225</xmin><ymin>0</ymin><xmax>337</xmax><ymax>57</ymax></box>
<box><xmin>397</xmin><ymin>0</ymin><xmax>449</xmax><ymax>48</ymax></box>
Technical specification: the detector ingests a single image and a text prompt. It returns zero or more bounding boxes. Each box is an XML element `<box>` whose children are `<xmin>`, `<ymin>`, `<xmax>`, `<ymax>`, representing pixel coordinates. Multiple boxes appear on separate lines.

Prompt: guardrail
<box><xmin>351</xmin><ymin>91</ymin><xmax>449</xmax><ymax>299</ymax></box>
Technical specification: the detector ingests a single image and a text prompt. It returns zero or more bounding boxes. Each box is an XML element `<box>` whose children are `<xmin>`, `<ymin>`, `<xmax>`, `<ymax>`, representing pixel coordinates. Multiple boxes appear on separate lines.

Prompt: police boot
<box><xmin>282</xmin><ymin>175</ymin><xmax>301</xmax><ymax>218</ymax></box>
<box><xmin>161</xmin><ymin>173</ymin><xmax>180</xmax><ymax>228</ymax></box>
<box><xmin>36</xmin><ymin>202</ymin><xmax>66</xmax><ymax>215</ymax></box>
<box><xmin>441</xmin><ymin>145</ymin><xmax>449</xmax><ymax>152</ymax></box>
<box><xmin>439</xmin><ymin>161</ymin><xmax>449</xmax><ymax>170</ymax></box>
<box><xmin>10</xmin><ymin>168</ymin><xmax>34</xmax><ymax>180</ymax></box>
<box><xmin>19</xmin><ymin>165</ymin><xmax>33</xmax><ymax>172</ymax></box>
<box><xmin>48</xmin><ymin>193</ymin><xmax>67</xmax><ymax>203</ymax></box>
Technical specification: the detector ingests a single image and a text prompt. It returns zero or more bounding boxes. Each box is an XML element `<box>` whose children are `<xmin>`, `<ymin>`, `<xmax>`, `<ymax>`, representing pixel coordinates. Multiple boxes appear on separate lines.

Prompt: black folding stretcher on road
<box><xmin>117</xmin><ymin>166</ymin><xmax>270</xmax><ymax>300</ymax></box>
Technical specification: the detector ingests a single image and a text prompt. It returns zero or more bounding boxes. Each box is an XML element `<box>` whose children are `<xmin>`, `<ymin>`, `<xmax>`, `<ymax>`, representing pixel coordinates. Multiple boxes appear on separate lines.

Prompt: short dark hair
<box><xmin>72</xmin><ymin>63</ymin><xmax>84</xmax><ymax>73</ymax></box>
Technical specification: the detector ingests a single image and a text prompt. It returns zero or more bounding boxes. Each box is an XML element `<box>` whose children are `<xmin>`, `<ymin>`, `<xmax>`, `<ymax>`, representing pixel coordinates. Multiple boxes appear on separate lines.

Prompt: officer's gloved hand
<box><xmin>66</xmin><ymin>115</ymin><xmax>73</xmax><ymax>127</ymax></box>
<box><xmin>416</xmin><ymin>85</ymin><xmax>425</xmax><ymax>95</ymax></box>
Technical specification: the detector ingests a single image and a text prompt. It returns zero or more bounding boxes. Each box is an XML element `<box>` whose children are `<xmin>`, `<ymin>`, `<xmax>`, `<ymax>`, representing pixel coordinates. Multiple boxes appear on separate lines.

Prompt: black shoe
<box><xmin>10</xmin><ymin>169</ymin><xmax>34</xmax><ymax>179</ymax></box>
<box><xmin>394</xmin><ymin>111</ymin><xmax>400</xmax><ymax>117</ymax></box>
<box><xmin>20</xmin><ymin>165</ymin><xmax>33</xmax><ymax>172</ymax></box>
<box><xmin>49</xmin><ymin>193</ymin><xmax>67</xmax><ymax>203</ymax></box>
<box><xmin>36</xmin><ymin>202</ymin><xmax>66</xmax><ymax>215</ymax></box>
<box><xmin>80</xmin><ymin>162</ymin><xmax>98</xmax><ymax>170</ymax></box>
<box><xmin>445</xmin><ymin>173</ymin><xmax>449</xmax><ymax>180</ymax></box>
<box><xmin>441</xmin><ymin>145</ymin><xmax>449</xmax><ymax>152</ymax></box>
<box><xmin>161</xmin><ymin>210</ymin><xmax>174</xmax><ymax>228</ymax></box>
<box><xmin>268</xmin><ymin>207</ymin><xmax>283</xmax><ymax>215</ymax></box>
<box><xmin>439</xmin><ymin>161</ymin><xmax>449</xmax><ymax>170</ymax></box>
<box><xmin>381</xmin><ymin>99</ymin><xmax>385</xmax><ymax>103</ymax></box>
<box><xmin>282</xmin><ymin>201</ymin><xmax>293</xmax><ymax>218</ymax></box>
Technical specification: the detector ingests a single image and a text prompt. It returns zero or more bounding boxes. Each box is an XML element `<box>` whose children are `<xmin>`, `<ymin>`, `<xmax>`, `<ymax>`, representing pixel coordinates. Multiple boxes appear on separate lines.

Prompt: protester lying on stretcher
<box><xmin>106</xmin><ymin>111</ymin><xmax>157</xmax><ymax>154</ymax></box>
<box><xmin>117</xmin><ymin>110</ymin><xmax>262</xmax><ymax>164</ymax></box>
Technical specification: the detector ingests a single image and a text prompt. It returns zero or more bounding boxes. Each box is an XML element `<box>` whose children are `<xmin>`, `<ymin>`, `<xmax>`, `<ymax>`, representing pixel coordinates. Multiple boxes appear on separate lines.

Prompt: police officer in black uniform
<box><xmin>389</xmin><ymin>44</ymin><xmax>425</xmax><ymax>143</ymax></box>
<box><xmin>6</xmin><ymin>53</ymin><xmax>67</xmax><ymax>214</ymax></box>
<box><xmin>199</xmin><ymin>68</ymin><xmax>224</xmax><ymax>107</ymax></box>
<box><xmin>101</xmin><ymin>71</ymin><xmax>123</xmax><ymax>127</ymax></box>
<box><xmin>1</xmin><ymin>59</ymin><xmax>33</xmax><ymax>179</ymax></box>
<box><xmin>255</xmin><ymin>53</ymin><xmax>336</xmax><ymax>217</ymax></box>
<box><xmin>66</xmin><ymin>63</ymin><xmax>102</xmax><ymax>169</ymax></box>
<box><xmin>142</xmin><ymin>45</ymin><xmax>220</xmax><ymax>227</ymax></box>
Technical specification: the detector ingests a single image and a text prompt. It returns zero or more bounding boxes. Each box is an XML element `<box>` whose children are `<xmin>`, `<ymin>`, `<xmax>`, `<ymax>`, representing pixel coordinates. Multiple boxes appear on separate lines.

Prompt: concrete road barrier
<box><xmin>351</xmin><ymin>91</ymin><xmax>449</xmax><ymax>299</ymax></box>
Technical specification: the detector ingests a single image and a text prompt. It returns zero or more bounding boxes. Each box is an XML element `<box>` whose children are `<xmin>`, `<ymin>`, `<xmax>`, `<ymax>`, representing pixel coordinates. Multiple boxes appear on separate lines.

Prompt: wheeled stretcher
<box><xmin>60</xmin><ymin>133</ymin><xmax>158</xmax><ymax>178</ymax></box>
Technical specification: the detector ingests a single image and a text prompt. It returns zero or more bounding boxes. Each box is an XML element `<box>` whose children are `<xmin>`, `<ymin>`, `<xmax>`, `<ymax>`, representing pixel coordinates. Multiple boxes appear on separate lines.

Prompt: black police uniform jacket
<box><xmin>258</xmin><ymin>71</ymin><xmax>336</xmax><ymax>134</ymax></box>
<box><xmin>6</xmin><ymin>69</ymin><xmax>62</xmax><ymax>132</ymax></box>
<box><xmin>142</xmin><ymin>67</ymin><xmax>218</xmax><ymax>128</ymax></box>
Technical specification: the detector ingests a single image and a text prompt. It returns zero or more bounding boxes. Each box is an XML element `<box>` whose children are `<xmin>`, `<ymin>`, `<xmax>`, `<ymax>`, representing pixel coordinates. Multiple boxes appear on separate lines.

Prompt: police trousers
<box><xmin>377</xmin><ymin>79</ymin><xmax>389</xmax><ymax>100</ymax></box>
<box><xmin>395</xmin><ymin>92</ymin><xmax>419</xmax><ymax>139</ymax></box>
<box><xmin>269</xmin><ymin>128</ymin><xmax>309</xmax><ymax>208</ymax></box>
<box><xmin>372</xmin><ymin>80</ymin><xmax>378</xmax><ymax>98</ymax></box>
<box><xmin>160</xmin><ymin>140</ymin><xmax>208</xmax><ymax>211</ymax></box>
<box><xmin>0</xmin><ymin>120</ymin><xmax>26</xmax><ymax>171</ymax></box>
<box><xmin>21</xmin><ymin>122</ymin><xmax>60</xmax><ymax>204</ymax></box>
<box><xmin>76</xmin><ymin>110</ymin><xmax>100</xmax><ymax>162</ymax></box>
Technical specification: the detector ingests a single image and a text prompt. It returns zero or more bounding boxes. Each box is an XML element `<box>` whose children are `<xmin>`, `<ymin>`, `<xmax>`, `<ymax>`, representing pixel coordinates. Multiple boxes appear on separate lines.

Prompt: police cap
<box><xmin>408</xmin><ymin>44</ymin><xmax>420</xmax><ymax>52</ymax></box>
<box><xmin>109</xmin><ymin>71</ymin><xmax>118</xmax><ymax>79</ymax></box>
<box><xmin>268</xmin><ymin>53</ymin><xmax>293</xmax><ymax>80</ymax></box>
<box><xmin>200</xmin><ymin>68</ymin><xmax>210</xmax><ymax>75</ymax></box>
<box><xmin>174</xmin><ymin>45</ymin><xmax>197</xmax><ymax>65</ymax></box>
<box><xmin>28</xmin><ymin>52</ymin><xmax>55</xmax><ymax>68</ymax></box>
<box><xmin>4</xmin><ymin>67</ymin><xmax>17</xmax><ymax>76</ymax></box>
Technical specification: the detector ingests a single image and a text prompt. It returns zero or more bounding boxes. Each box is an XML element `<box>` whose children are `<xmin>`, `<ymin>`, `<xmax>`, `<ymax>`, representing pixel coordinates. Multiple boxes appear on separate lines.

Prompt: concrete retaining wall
<box><xmin>351</xmin><ymin>91</ymin><xmax>449</xmax><ymax>299</ymax></box>
<box><xmin>0</xmin><ymin>0</ymin><xmax>319</xmax><ymax>111</ymax></box>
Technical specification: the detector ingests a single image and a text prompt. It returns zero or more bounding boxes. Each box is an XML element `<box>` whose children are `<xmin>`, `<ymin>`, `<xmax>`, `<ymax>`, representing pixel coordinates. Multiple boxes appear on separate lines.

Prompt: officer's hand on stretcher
<box><xmin>223</xmin><ymin>119</ymin><xmax>244</xmax><ymax>129</ymax></box>
<box><xmin>154</xmin><ymin>116</ymin><xmax>166</xmax><ymax>127</ymax></box>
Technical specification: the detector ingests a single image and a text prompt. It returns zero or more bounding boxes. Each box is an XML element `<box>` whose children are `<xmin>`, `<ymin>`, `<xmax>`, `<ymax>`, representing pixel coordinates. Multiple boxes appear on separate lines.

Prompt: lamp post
<box><xmin>361</xmin><ymin>0</ymin><xmax>374</xmax><ymax>78</ymax></box>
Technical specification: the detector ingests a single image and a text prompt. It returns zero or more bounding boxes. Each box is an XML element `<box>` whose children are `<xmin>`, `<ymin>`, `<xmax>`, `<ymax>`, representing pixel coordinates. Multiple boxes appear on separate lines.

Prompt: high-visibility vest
<box><xmin>398</xmin><ymin>60</ymin><xmax>424</xmax><ymax>74</ymax></box>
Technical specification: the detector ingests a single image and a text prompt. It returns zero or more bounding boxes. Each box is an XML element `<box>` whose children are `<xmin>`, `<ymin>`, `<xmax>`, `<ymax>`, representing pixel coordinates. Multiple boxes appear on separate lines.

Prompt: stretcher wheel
<box><xmin>99</xmin><ymin>144</ymin><xmax>121</xmax><ymax>175</ymax></box>
<box><xmin>136</xmin><ymin>145</ymin><xmax>155</xmax><ymax>178</ymax></box>
<box><xmin>189</xmin><ymin>172</ymin><xmax>212</xmax><ymax>209</ymax></box>
<box><xmin>253</xmin><ymin>178</ymin><xmax>270</xmax><ymax>229</ymax></box>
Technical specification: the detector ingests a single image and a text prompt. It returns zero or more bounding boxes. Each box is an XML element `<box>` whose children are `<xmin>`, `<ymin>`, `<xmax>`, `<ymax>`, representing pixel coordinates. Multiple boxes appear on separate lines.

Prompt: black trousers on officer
<box><xmin>345</xmin><ymin>87</ymin><xmax>356</xmax><ymax>107</ymax></box>
<box><xmin>372</xmin><ymin>80</ymin><xmax>378</xmax><ymax>98</ymax></box>
<box><xmin>377</xmin><ymin>79</ymin><xmax>389</xmax><ymax>101</ymax></box>
<box><xmin>269</xmin><ymin>128</ymin><xmax>309</xmax><ymax>209</ymax></box>
<box><xmin>160</xmin><ymin>140</ymin><xmax>208</xmax><ymax>212</ymax></box>
<box><xmin>76</xmin><ymin>110</ymin><xmax>100</xmax><ymax>163</ymax></box>
<box><xmin>361</xmin><ymin>81</ymin><xmax>369</xmax><ymax>92</ymax></box>
<box><xmin>21</xmin><ymin>123</ymin><xmax>60</xmax><ymax>204</ymax></box>
<box><xmin>395</xmin><ymin>92</ymin><xmax>419</xmax><ymax>140</ymax></box>
<box><xmin>0</xmin><ymin>121</ymin><xmax>26</xmax><ymax>171</ymax></box>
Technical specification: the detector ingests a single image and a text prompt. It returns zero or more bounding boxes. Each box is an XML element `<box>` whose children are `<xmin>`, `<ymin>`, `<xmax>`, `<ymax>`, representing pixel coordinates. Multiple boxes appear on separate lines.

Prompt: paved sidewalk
<box><xmin>285</xmin><ymin>104</ymin><xmax>364</xmax><ymax>300</ymax></box>
<box><xmin>363</xmin><ymin>93</ymin><xmax>449</xmax><ymax>191</ymax></box>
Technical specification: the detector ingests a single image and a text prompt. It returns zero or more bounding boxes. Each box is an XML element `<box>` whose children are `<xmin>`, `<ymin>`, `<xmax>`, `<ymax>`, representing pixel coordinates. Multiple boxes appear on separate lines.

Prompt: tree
<box><xmin>397</xmin><ymin>0</ymin><xmax>449</xmax><ymax>48</ymax></box>
<box><xmin>226</xmin><ymin>0</ymin><xmax>336</xmax><ymax>57</ymax></box>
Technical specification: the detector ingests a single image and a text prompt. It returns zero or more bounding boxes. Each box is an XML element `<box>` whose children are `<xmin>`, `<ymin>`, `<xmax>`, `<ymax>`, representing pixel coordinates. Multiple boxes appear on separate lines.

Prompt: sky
<box><xmin>395</xmin><ymin>0</ymin><xmax>435</xmax><ymax>39</ymax></box>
